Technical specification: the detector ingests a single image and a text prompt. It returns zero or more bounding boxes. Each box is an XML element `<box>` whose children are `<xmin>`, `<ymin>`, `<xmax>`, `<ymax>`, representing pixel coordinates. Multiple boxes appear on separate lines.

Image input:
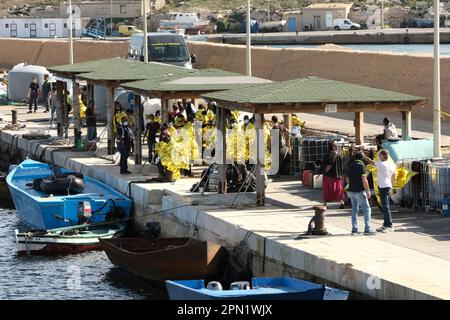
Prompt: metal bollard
<box><xmin>11</xmin><ymin>110</ymin><xmax>17</xmax><ymax>124</ymax></box>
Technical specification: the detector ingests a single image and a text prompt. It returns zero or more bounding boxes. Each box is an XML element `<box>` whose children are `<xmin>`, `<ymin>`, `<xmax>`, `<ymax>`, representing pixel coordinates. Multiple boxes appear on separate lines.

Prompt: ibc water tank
<box><xmin>7</xmin><ymin>64</ymin><xmax>51</xmax><ymax>102</ymax></box>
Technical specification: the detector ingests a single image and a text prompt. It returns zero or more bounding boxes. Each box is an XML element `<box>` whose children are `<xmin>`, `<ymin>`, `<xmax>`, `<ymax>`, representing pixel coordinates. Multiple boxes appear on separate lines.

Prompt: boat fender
<box><xmin>32</xmin><ymin>178</ymin><xmax>43</xmax><ymax>191</ymax></box>
<box><xmin>404</xmin><ymin>36</ymin><xmax>410</xmax><ymax>43</ymax></box>
<box><xmin>55</xmin><ymin>172</ymin><xmax>84</xmax><ymax>180</ymax></box>
<box><xmin>40</xmin><ymin>176</ymin><xmax>85</xmax><ymax>195</ymax></box>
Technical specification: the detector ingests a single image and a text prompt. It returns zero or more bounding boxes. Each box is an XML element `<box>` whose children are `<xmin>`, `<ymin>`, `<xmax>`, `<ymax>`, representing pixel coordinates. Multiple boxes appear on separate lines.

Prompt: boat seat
<box><xmin>206</xmin><ymin>281</ymin><xmax>223</xmax><ymax>291</ymax></box>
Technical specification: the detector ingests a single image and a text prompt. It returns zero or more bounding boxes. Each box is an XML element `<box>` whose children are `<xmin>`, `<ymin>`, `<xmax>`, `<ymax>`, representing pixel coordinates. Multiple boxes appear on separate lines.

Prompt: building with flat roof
<box><xmin>302</xmin><ymin>3</ymin><xmax>353</xmax><ymax>31</ymax></box>
<box><xmin>59</xmin><ymin>0</ymin><xmax>166</xmax><ymax>19</ymax></box>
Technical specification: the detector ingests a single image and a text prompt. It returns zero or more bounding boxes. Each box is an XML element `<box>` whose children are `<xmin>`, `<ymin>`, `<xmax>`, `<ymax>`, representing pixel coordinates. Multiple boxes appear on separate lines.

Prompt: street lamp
<box><xmin>246</xmin><ymin>0</ymin><xmax>252</xmax><ymax>76</ymax></box>
<box><xmin>433</xmin><ymin>0</ymin><xmax>442</xmax><ymax>158</ymax></box>
<box><xmin>68</xmin><ymin>0</ymin><xmax>73</xmax><ymax>64</ymax></box>
<box><xmin>143</xmin><ymin>0</ymin><xmax>149</xmax><ymax>63</ymax></box>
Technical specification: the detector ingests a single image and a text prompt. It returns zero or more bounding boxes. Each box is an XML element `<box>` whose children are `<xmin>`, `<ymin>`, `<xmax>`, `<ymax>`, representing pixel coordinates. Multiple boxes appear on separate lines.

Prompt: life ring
<box><xmin>39</xmin><ymin>176</ymin><xmax>85</xmax><ymax>195</ymax></box>
<box><xmin>404</xmin><ymin>36</ymin><xmax>410</xmax><ymax>43</ymax></box>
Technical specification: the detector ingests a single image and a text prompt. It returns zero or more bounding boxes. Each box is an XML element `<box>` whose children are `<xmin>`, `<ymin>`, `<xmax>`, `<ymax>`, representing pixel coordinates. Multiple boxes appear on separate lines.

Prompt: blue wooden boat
<box><xmin>6</xmin><ymin>159</ymin><xmax>132</xmax><ymax>230</ymax></box>
<box><xmin>166</xmin><ymin>277</ymin><xmax>349</xmax><ymax>300</ymax></box>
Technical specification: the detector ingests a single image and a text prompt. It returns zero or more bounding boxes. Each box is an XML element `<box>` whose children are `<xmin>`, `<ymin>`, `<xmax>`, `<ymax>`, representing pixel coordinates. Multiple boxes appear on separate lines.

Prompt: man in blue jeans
<box><xmin>346</xmin><ymin>151</ymin><xmax>376</xmax><ymax>235</ymax></box>
<box><xmin>363</xmin><ymin>150</ymin><xmax>396</xmax><ymax>232</ymax></box>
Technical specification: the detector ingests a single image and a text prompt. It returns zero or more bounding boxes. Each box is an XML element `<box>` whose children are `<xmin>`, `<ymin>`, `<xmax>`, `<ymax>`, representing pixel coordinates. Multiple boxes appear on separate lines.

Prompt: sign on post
<box><xmin>325</xmin><ymin>104</ymin><xmax>338</xmax><ymax>113</ymax></box>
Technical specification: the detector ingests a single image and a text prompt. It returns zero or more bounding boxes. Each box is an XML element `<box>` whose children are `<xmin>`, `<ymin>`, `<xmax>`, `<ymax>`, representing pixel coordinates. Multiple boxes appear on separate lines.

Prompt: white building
<box><xmin>0</xmin><ymin>17</ymin><xmax>82</xmax><ymax>38</ymax></box>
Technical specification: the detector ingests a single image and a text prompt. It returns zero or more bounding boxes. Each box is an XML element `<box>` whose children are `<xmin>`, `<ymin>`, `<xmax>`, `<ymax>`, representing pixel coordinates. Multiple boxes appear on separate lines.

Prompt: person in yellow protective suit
<box><xmin>291</xmin><ymin>113</ymin><xmax>305</xmax><ymax>136</ymax></box>
<box><xmin>154</xmin><ymin>125</ymin><xmax>176</xmax><ymax>182</ymax></box>
<box><xmin>291</xmin><ymin>113</ymin><xmax>305</xmax><ymax>128</ymax></box>
<box><xmin>78</xmin><ymin>94</ymin><xmax>87</xmax><ymax>121</ymax></box>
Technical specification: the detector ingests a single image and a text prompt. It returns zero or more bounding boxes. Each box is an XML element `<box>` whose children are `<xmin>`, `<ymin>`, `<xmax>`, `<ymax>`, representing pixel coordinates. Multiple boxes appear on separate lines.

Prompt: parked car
<box><xmin>333</xmin><ymin>19</ymin><xmax>361</xmax><ymax>30</ymax></box>
<box><xmin>119</xmin><ymin>25</ymin><xmax>143</xmax><ymax>37</ymax></box>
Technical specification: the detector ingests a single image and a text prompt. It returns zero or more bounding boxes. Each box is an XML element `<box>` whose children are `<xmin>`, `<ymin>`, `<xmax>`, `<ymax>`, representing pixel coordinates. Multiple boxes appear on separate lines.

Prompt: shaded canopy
<box><xmin>202</xmin><ymin>77</ymin><xmax>427</xmax><ymax>113</ymax></box>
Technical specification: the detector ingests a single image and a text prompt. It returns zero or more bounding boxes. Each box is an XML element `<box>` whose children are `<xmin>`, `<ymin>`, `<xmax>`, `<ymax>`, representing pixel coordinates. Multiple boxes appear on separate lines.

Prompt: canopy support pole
<box><xmin>255</xmin><ymin>113</ymin><xmax>265</xmax><ymax>206</ymax></box>
<box><xmin>134</xmin><ymin>95</ymin><xmax>143</xmax><ymax>165</ymax></box>
<box><xmin>354</xmin><ymin>112</ymin><xmax>364</xmax><ymax>145</ymax></box>
<box><xmin>402</xmin><ymin>110</ymin><xmax>412</xmax><ymax>141</ymax></box>
<box><xmin>217</xmin><ymin>107</ymin><xmax>227</xmax><ymax>194</ymax></box>
<box><xmin>72</xmin><ymin>79</ymin><xmax>81</xmax><ymax>131</ymax></box>
<box><xmin>161</xmin><ymin>98</ymin><xmax>169</xmax><ymax>124</ymax></box>
<box><xmin>283</xmin><ymin>113</ymin><xmax>291</xmax><ymax>147</ymax></box>
<box><xmin>106</xmin><ymin>85</ymin><xmax>115</xmax><ymax>155</ymax></box>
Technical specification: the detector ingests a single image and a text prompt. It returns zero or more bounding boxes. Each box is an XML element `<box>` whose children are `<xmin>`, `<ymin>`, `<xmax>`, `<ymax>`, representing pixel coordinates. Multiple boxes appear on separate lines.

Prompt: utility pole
<box><xmin>433</xmin><ymin>0</ymin><xmax>442</xmax><ymax>158</ymax></box>
<box><xmin>143</xmin><ymin>0</ymin><xmax>149</xmax><ymax>63</ymax></box>
<box><xmin>110</xmin><ymin>0</ymin><xmax>113</xmax><ymax>36</ymax></box>
<box><xmin>268</xmin><ymin>0</ymin><xmax>270</xmax><ymax>22</ymax></box>
<box><xmin>68</xmin><ymin>0</ymin><xmax>73</xmax><ymax>64</ymax></box>
<box><xmin>381</xmin><ymin>0</ymin><xmax>384</xmax><ymax>29</ymax></box>
<box><xmin>246</xmin><ymin>0</ymin><xmax>252</xmax><ymax>76</ymax></box>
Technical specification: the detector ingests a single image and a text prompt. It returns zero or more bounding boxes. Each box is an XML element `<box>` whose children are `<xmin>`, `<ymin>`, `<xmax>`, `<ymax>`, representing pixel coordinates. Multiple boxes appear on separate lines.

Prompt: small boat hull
<box><xmin>6</xmin><ymin>159</ymin><xmax>132</xmax><ymax>230</ymax></box>
<box><xmin>166</xmin><ymin>277</ymin><xmax>350</xmax><ymax>300</ymax></box>
<box><xmin>100</xmin><ymin>238</ymin><xmax>227</xmax><ymax>282</ymax></box>
<box><xmin>15</xmin><ymin>223</ymin><xmax>125</xmax><ymax>256</ymax></box>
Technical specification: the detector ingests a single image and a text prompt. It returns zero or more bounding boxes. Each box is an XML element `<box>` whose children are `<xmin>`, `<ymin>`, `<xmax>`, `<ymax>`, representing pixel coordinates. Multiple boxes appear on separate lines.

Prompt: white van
<box><xmin>333</xmin><ymin>19</ymin><xmax>361</xmax><ymax>31</ymax></box>
<box><xmin>127</xmin><ymin>33</ymin><xmax>196</xmax><ymax>68</ymax></box>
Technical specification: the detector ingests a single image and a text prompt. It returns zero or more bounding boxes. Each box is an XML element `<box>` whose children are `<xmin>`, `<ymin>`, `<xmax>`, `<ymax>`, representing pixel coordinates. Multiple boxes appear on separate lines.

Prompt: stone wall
<box><xmin>188</xmin><ymin>41</ymin><xmax>449</xmax><ymax>121</ymax></box>
<box><xmin>0</xmin><ymin>38</ymin><xmax>129</xmax><ymax>69</ymax></box>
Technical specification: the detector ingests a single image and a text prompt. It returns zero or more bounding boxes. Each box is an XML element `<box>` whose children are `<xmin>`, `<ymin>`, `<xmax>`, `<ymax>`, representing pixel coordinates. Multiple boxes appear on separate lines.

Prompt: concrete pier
<box><xmin>1</xmin><ymin>105</ymin><xmax>450</xmax><ymax>300</ymax></box>
<box><xmin>207</xmin><ymin>28</ymin><xmax>450</xmax><ymax>45</ymax></box>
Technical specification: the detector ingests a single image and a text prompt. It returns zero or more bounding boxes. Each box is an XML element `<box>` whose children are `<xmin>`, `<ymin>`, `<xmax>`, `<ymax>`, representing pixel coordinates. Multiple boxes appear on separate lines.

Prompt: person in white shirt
<box><xmin>383</xmin><ymin>117</ymin><xmax>398</xmax><ymax>140</ymax></box>
<box><xmin>363</xmin><ymin>150</ymin><xmax>397</xmax><ymax>232</ymax></box>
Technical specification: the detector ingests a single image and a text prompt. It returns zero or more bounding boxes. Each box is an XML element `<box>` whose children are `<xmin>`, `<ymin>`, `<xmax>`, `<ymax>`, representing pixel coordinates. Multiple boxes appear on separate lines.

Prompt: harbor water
<box><xmin>0</xmin><ymin>208</ymin><xmax>167</xmax><ymax>300</ymax></box>
<box><xmin>265</xmin><ymin>44</ymin><xmax>450</xmax><ymax>55</ymax></box>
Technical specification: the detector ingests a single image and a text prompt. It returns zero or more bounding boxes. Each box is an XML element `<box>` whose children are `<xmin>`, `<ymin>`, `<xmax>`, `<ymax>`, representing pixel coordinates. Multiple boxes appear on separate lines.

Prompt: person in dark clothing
<box><xmin>322</xmin><ymin>141</ymin><xmax>345</xmax><ymax>209</ymax></box>
<box><xmin>28</xmin><ymin>77</ymin><xmax>40</xmax><ymax>113</ymax></box>
<box><xmin>143</xmin><ymin>114</ymin><xmax>160</xmax><ymax>163</ymax></box>
<box><xmin>346</xmin><ymin>151</ymin><xmax>375</xmax><ymax>235</ymax></box>
<box><xmin>116</xmin><ymin>117</ymin><xmax>132</xmax><ymax>174</ymax></box>
<box><xmin>85</xmin><ymin>103</ymin><xmax>97</xmax><ymax>141</ymax></box>
<box><xmin>42</xmin><ymin>74</ymin><xmax>52</xmax><ymax>113</ymax></box>
<box><xmin>184</xmin><ymin>99</ymin><xmax>196</xmax><ymax>121</ymax></box>
<box><xmin>271</xmin><ymin>115</ymin><xmax>290</xmax><ymax>177</ymax></box>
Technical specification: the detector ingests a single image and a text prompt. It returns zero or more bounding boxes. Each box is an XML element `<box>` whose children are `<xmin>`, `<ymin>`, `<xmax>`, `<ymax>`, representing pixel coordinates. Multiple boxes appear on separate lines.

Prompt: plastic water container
<box><xmin>443</xmin><ymin>196</ymin><xmax>450</xmax><ymax>217</ymax></box>
<box><xmin>302</xmin><ymin>170</ymin><xmax>313</xmax><ymax>187</ymax></box>
<box><xmin>313</xmin><ymin>174</ymin><xmax>323</xmax><ymax>189</ymax></box>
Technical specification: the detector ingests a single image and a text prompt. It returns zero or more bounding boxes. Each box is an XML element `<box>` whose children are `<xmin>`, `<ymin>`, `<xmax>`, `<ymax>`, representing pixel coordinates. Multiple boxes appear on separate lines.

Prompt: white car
<box><xmin>333</xmin><ymin>19</ymin><xmax>361</xmax><ymax>31</ymax></box>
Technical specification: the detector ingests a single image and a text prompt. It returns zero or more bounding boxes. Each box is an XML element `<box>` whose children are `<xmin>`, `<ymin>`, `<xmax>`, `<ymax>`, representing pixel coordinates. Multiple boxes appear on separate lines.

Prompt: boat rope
<box><xmin>84</xmin><ymin>203</ymin><xmax>197</xmax><ymax>229</ymax></box>
<box><xmin>66</xmin><ymin>176</ymin><xmax>74</xmax><ymax>196</ymax></box>
<box><xmin>126</xmin><ymin>179</ymin><xmax>157</xmax><ymax>198</ymax></box>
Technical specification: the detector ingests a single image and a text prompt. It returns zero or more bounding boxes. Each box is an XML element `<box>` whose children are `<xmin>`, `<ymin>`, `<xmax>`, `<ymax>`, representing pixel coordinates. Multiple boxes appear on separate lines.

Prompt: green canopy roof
<box><xmin>202</xmin><ymin>77</ymin><xmax>426</xmax><ymax>105</ymax></box>
<box><xmin>121</xmin><ymin>68</ymin><xmax>272</xmax><ymax>94</ymax></box>
<box><xmin>48</xmin><ymin>57</ymin><xmax>129</xmax><ymax>76</ymax></box>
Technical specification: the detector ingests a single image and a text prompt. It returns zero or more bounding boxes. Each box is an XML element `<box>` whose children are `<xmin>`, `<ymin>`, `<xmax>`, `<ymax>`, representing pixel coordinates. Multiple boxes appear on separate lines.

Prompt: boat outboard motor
<box><xmin>206</xmin><ymin>281</ymin><xmax>223</xmax><ymax>291</ymax></box>
<box><xmin>77</xmin><ymin>201</ymin><xmax>92</xmax><ymax>225</ymax></box>
<box><xmin>105</xmin><ymin>205</ymin><xmax>126</xmax><ymax>222</ymax></box>
<box><xmin>143</xmin><ymin>221</ymin><xmax>161</xmax><ymax>239</ymax></box>
<box><xmin>230</xmin><ymin>281</ymin><xmax>251</xmax><ymax>290</ymax></box>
